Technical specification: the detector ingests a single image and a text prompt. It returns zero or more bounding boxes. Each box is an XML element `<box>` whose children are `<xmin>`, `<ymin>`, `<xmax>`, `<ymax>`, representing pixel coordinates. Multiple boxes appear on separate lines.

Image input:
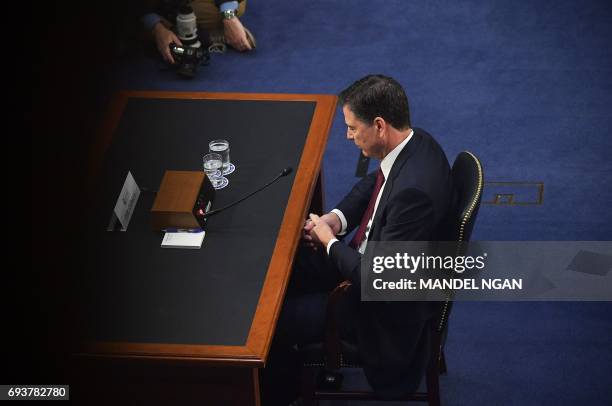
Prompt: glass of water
<box><xmin>203</xmin><ymin>153</ymin><xmax>228</xmax><ymax>189</ymax></box>
<box><xmin>209</xmin><ymin>139</ymin><xmax>235</xmax><ymax>175</ymax></box>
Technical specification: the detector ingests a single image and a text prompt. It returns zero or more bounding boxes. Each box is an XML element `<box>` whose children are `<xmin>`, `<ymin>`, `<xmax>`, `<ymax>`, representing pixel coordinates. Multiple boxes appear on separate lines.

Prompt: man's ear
<box><xmin>374</xmin><ymin>117</ymin><xmax>386</xmax><ymax>134</ymax></box>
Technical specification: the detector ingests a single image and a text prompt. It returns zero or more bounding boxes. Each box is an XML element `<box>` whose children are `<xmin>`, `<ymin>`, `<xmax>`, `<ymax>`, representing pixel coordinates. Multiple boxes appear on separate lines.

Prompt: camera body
<box><xmin>166</xmin><ymin>2</ymin><xmax>208</xmax><ymax>78</ymax></box>
<box><xmin>169</xmin><ymin>43</ymin><xmax>208</xmax><ymax>78</ymax></box>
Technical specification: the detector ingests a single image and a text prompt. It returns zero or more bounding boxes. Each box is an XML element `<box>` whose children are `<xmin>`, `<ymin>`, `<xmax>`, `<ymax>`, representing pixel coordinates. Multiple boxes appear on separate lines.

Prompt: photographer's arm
<box><xmin>218</xmin><ymin>1</ymin><xmax>253</xmax><ymax>52</ymax></box>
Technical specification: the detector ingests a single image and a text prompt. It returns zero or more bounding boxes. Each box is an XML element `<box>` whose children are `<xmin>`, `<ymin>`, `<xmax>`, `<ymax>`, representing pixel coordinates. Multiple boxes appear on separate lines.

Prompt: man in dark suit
<box><xmin>267</xmin><ymin>74</ymin><xmax>453</xmax><ymax>404</ymax></box>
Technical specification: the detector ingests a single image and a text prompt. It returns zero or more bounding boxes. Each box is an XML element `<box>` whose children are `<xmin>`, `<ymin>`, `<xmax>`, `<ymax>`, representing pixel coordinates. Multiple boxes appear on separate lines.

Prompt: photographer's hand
<box><xmin>223</xmin><ymin>17</ymin><xmax>252</xmax><ymax>52</ymax></box>
<box><xmin>152</xmin><ymin>22</ymin><xmax>182</xmax><ymax>64</ymax></box>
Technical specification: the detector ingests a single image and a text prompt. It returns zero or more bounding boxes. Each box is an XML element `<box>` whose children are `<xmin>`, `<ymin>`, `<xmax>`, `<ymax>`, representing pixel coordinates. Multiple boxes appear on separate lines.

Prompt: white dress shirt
<box><xmin>327</xmin><ymin>129</ymin><xmax>414</xmax><ymax>254</ymax></box>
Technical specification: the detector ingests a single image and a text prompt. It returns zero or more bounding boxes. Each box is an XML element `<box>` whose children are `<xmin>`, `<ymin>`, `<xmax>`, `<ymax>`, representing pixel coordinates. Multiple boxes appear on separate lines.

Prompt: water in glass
<box><xmin>209</xmin><ymin>140</ymin><xmax>230</xmax><ymax>171</ymax></box>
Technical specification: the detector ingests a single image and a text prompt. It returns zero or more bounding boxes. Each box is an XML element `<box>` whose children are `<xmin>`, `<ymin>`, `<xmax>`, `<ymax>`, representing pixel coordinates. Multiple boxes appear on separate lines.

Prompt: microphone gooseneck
<box><xmin>202</xmin><ymin>167</ymin><xmax>293</xmax><ymax>219</ymax></box>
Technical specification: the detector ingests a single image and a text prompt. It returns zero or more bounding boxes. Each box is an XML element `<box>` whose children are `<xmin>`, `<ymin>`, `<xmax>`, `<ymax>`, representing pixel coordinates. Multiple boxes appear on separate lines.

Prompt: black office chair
<box><xmin>299</xmin><ymin>151</ymin><xmax>484</xmax><ymax>406</ymax></box>
<box><xmin>449</xmin><ymin>151</ymin><xmax>484</xmax><ymax>245</ymax></box>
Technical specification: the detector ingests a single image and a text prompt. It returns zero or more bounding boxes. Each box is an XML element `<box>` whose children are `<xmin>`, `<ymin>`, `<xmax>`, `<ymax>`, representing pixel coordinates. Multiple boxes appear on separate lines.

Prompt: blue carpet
<box><xmin>97</xmin><ymin>0</ymin><xmax>612</xmax><ymax>404</ymax></box>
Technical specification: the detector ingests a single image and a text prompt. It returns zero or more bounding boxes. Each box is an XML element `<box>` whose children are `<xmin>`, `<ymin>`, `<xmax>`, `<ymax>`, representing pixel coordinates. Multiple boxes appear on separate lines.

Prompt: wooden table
<box><xmin>73</xmin><ymin>91</ymin><xmax>337</xmax><ymax>405</ymax></box>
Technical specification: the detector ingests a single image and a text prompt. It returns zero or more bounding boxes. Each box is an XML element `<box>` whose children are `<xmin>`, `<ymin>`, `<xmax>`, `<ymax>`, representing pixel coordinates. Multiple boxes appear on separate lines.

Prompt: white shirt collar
<box><xmin>380</xmin><ymin>129</ymin><xmax>414</xmax><ymax>179</ymax></box>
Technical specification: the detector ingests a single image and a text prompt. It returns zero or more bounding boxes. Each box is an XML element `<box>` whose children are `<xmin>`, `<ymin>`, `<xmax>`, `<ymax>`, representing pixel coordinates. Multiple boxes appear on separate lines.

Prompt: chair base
<box><xmin>301</xmin><ymin>366</ymin><xmax>440</xmax><ymax>406</ymax></box>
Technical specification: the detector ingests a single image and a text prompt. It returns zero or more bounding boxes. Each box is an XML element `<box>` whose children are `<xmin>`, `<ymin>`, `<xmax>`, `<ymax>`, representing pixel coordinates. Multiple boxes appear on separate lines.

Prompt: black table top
<box><xmin>77</xmin><ymin>97</ymin><xmax>317</xmax><ymax>346</ymax></box>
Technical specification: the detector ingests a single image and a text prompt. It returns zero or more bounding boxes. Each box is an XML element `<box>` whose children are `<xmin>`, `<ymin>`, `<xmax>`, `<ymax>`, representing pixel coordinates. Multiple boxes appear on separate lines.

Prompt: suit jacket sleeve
<box><xmin>335</xmin><ymin>171</ymin><xmax>378</xmax><ymax>233</ymax></box>
<box><xmin>329</xmin><ymin>188</ymin><xmax>434</xmax><ymax>290</ymax></box>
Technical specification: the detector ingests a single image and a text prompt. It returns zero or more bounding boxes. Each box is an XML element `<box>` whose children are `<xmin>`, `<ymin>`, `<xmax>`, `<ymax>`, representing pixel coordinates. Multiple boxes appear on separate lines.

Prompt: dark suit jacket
<box><xmin>328</xmin><ymin>127</ymin><xmax>453</xmax><ymax>398</ymax></box>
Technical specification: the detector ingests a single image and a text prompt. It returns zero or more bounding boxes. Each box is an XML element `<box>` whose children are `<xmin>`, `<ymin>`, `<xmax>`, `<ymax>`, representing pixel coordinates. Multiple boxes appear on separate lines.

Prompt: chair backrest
<box><xmin>450</xmin><ymin>151</ymin><xmax>484</xmax><ymax>243</ymax></box>
<box><xmin>435</xmin><ymin>151</ymin><xmax>484</xmax><ymax>333</ymax></box>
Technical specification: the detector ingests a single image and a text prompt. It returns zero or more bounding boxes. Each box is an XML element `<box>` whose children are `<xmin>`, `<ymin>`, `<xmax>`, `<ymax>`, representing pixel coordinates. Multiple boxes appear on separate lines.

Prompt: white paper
<box><xmin>161</xmin><ymin>231</ymin><xmax>206</xmax><ymax>249</ymax></box>
<box><xmin>113</xmin><ymin>171</ymin><xmax>141</xmax><ymax>231</ymax></box>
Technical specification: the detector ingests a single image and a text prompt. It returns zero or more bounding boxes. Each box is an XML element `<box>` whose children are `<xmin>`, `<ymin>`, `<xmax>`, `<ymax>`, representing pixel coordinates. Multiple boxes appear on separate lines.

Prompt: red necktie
<box><xmin>349</xmin><ymin>168</ymin><xmax>385</xmax><ymax>249</ymax></box>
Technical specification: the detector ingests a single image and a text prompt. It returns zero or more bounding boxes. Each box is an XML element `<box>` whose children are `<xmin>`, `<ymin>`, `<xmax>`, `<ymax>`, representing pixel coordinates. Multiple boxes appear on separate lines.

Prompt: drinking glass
<box><xmin>209</xmin><ymin>139</ymin><xmax>235</xmax><ymax>175</ymax></box>
<box><xmin>203</xmin><ymin>153</ymin><xmax>228</xmax><ymax>189</ymax></box>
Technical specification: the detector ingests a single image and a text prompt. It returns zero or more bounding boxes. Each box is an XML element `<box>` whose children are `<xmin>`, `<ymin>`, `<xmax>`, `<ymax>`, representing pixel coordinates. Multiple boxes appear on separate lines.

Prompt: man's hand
<box><xmin>152</xmin><ymin>22</ymin><xmax>182</xmax><ymax>64</ymax></box>
<box><xmin>303</xmin><ymin>212</ymin><xmax>341</xmax><ymax>248</ymax></box>
<box><xmin>223</xmin><ymin>17</ymin><xmax>253</xmax><ymax>52</ymax></box>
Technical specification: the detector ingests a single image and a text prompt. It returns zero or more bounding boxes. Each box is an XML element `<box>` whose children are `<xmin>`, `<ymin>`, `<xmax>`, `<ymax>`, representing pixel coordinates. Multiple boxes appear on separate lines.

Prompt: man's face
<box><xmin>343</xmin><ymin>105</ymin><xmax>384</xmax><ymax>158</ymax></box>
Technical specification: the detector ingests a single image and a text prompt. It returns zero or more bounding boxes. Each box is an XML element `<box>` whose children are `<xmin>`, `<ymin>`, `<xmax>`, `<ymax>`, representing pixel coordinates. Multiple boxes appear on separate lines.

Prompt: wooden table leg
<box><xmin>224</xmin><ymin>368</ymin><xmax>260</xmax><ymax>406</ymax></box>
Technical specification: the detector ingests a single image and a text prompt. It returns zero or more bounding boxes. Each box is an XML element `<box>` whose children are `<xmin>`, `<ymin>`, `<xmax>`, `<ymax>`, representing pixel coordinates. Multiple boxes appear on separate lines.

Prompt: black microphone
<box><xmin>202</xmin><ymin>167</ymin><xmax>293</xmax><ymax>219</ymax></box>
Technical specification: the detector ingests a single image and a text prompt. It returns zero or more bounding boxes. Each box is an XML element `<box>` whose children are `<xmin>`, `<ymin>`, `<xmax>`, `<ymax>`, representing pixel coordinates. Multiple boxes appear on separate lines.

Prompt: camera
<box><xmin>169</xmin><ymin>43</ymin><xmax>209</xmax><ymax>78</ymax></box>
<box><xmin>167</xmin><ymin>1</ymin><xmax>208</xmax><ymax>78</ymax></box>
